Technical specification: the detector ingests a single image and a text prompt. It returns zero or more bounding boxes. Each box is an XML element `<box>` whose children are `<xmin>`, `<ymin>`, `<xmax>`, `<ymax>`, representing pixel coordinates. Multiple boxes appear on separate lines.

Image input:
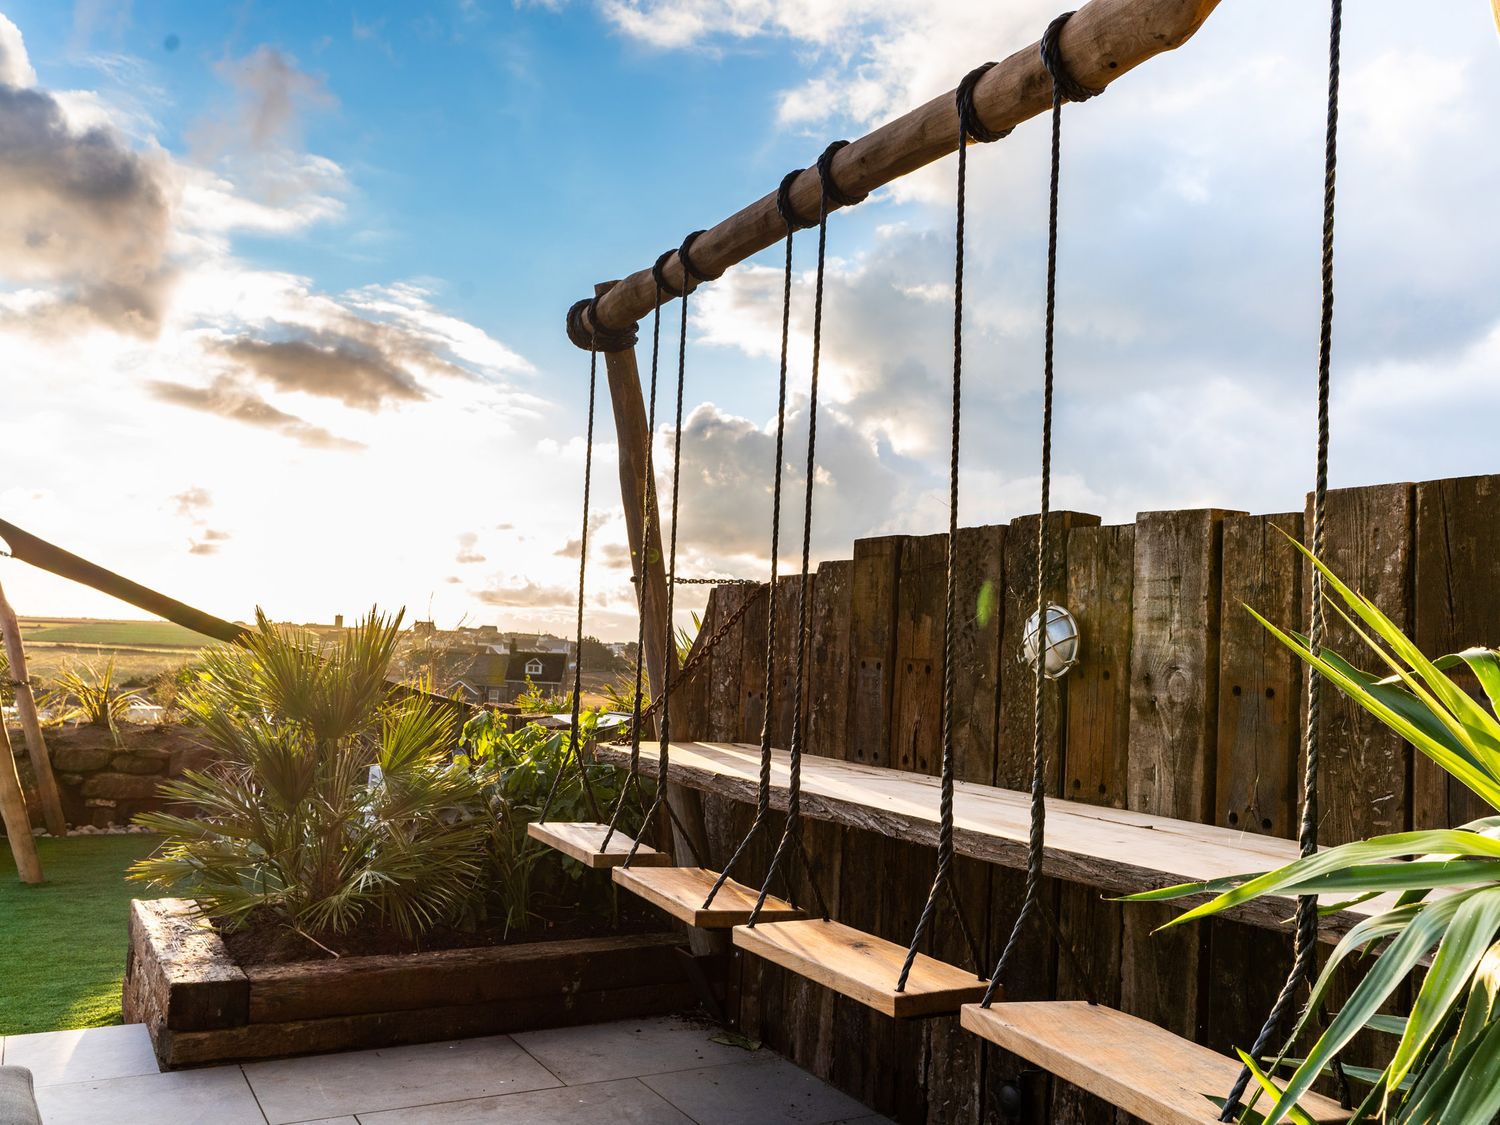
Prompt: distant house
<box><xmin>445</xmin><ymin>650</ymin><xmax>568</xmax><ymax>706</ymax></box>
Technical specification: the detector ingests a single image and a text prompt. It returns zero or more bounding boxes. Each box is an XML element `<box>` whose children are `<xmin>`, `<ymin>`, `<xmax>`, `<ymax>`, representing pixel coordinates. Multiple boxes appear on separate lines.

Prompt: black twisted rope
<box><xmin>981</xmin><ymin>10</ymin><xmax>1097</xmax><ymax>1006</ymax></box>
<box><xmin>601</xmin><ymin>264</ymin><xmax>671</xmax><ymax>854</ymax></box>
<box><xmin>1219</xmin><ymin>0</ymin><xmax>1344</xmax><ymax>1117</ymax></box>
<box><xmin>538</xmin><ymin>298</ymin><xmax>608</xmax><ymax>826</ymax></box>
<box><xmin>703</xmin><ymin>168</ymin><xmax>805</xmax><ymax>910</ymax></box>
<box><xmin>896</xmin><ymin>67</ymin><xmax>1006</xmax><ymax>992</ymax></box>
<box><xmin>679</xmin><ymin>229</ymin><xmax>724</xmax><ymax>286</ymax></box>
<box><xmin>747</xmin><ymin>143</ymin><xmax>859</xmax><ymax>927</ymax></box>
<box><xmin>624</xmin><ymin>247</ymin><xmax>695</xmax><ymax>867</ymax></box>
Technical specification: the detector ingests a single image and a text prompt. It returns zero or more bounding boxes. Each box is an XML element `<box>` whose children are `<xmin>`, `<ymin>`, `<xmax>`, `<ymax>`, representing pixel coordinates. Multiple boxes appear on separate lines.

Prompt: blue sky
<box><xmin>1</xmin><ymin>1</ymin><xmax>1497</xmax><ymax>639</ymax></box>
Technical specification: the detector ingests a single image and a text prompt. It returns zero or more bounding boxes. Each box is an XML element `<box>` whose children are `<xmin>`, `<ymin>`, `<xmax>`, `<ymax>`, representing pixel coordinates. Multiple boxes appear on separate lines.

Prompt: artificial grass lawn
<box><xmin>0</xmin><ymin>834</ymin><xmax>163</xmax><ymax>1035</ymax></box>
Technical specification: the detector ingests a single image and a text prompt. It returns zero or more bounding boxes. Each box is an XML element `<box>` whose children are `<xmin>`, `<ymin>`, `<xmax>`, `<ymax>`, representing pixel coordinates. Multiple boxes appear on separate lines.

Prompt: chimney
<box><xmin>334</xmin><ymin>614</ymin><xmax>344</xmax><ymax>629</ymax></box>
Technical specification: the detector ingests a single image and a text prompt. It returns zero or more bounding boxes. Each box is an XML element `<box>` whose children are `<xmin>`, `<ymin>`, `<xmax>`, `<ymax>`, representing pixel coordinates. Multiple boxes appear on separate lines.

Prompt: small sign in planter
<box><xmin>123</xmin><ymin>899</ymin><xmax>697</xmax><ymax>1069</ymax></box>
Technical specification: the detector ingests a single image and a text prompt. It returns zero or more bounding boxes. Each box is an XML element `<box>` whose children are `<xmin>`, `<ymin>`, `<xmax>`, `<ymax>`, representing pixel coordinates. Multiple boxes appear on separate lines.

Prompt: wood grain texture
<box><xmin>0</xmin><ymin>718</ymin><xmax>41</xmax><ymax>883</ymax></box>
<box><xmin>848</xmin><ymin>536</ymin><xmax>903</xmax><ymax>767</ymax></box>
<box><xmin>1413</xmin><ymin>475</ymin><xmax>1500</xmax><ymax>829</ymax></box>
<box><xmin>733</xmin><ymin>917</ymin><xmax>986</xmax><ymax>1018</ymax></box>
<box><xmin>1215</xmin><ymin>512</ymin><xmax>1303</xmax><ymax>838</ymax></box>
<box><xmin>612</xmin><ymin>865</ymin><xmax>803</xmax><ymax>928</ymax></box>
<box><xmin>1306</xmin><ymin>483</ymin><xmax>1414</xmax><ymax>845</ymax></box>
<box><xmin>961</xmin><ymin>1002</ymin><xmax>1350</xmax><ymax>1125</ymax></box>
<box><xmin>893</xmin><ymin>534</ymin><xmax>947</xmax><ymax>776</ymax></box>
<box><xmin>579</xmin><ymin>0</ymin><xmax>1224</xmax><ymax>335</ymax></box>
<box><xmin>808</xmin><ymin>560</ymin><xmax>853</xmax><ymax>763</ymax></box>
<box><xmin>525</xmin><ymin>821</ymin><xmax>673</xmax><ymax>868</ymax></box>
<box><xmin>122</xmin><ymin>898</ymin><xmax>248</xmax><ymax>1036</ymax></box>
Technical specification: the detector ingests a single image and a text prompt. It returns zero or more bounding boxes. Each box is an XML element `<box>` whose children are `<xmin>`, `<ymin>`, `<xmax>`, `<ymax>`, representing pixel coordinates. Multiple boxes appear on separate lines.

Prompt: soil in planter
<box><xmin>219</xmin><ymin>897</ymin><xmax>668</xmax><ymax>966</ymax></box>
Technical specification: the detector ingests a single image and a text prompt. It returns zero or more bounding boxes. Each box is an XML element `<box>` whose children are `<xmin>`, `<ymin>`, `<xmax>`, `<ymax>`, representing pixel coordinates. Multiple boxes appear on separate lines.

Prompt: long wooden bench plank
<box><xmin>594</xmin><ymin>742</ymin><xmax>1418</xmax><ymax>940</ymax></box>
<box><xmin>961</xmin><ymin>1002</ymin><xmax>1350</xmax><ymax>1125</ymax></box>
<box><xmin>734</xmin><ymin>918</ymin><xmax>988</xmax><ymax>1018</ymax></box>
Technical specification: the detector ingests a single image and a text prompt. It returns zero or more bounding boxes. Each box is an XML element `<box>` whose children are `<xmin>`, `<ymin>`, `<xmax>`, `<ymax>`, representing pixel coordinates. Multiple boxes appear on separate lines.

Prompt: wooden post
<box><xmin>0</xmin><ymin>578</ymin><xmax>67</xmax><ymax>836</ymax></box>
<box><xmin>0</xmin><ymin>714</ymin><xmax>43</xmax><ymax>884</ymax></box>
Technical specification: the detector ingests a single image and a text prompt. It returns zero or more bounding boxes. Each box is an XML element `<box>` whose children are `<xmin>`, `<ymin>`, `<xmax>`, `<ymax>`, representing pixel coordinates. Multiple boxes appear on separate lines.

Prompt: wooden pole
<box><xmin>0</xmin><ymin>578</ymin><xmax>67</xmax><ymax>836</ymax></box>
<box><xmin>0</xmin><ymin>714</ymin><xmax>43</xmax><ymax>884</ymax></box>
<box><xmin>574</xmin><ymin>0</ymin><xmax>1221</xmax><ymax>337</ymax></box>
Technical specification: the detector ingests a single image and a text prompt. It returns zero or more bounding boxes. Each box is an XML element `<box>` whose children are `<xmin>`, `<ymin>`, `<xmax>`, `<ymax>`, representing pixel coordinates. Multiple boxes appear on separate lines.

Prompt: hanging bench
<box><xmin>612</xmin><ymin>865</ymin><xmax>804</xmax><ymax>928</ymax></box>
<box><xmin>593</xmin><ymin>741</ymin><xmax>1406</xmax><ymax>940</ymax></box>
<box><xmin>960</xmin><ymin>1002</ymin><xmax>1351</xmax><ymax>1125</ymax></box>
<box><xmin>525</xmin><ymin>821</ymin><xmax>672</xmax><ymax>868</ymax></box>
<box><xmin>733</xmin><ymin>918</ymin><xmax>988</xmax><ymax>1018</ymax></box>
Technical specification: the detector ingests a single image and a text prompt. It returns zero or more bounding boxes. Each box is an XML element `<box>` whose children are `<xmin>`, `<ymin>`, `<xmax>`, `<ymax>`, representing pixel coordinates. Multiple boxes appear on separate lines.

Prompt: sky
<box><xmin>0</xmin><ymin>1</ymin><xmax>1496</xmax><ymax>642</ymax></box>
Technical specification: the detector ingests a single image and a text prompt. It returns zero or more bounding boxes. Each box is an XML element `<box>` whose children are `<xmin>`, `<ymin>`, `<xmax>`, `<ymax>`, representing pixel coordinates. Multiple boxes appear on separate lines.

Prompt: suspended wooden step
<box><xmin>612</xmin><ymin>866</ymin><xmax>804</xmax><ymax>928</ymax></box>
<box><xmin>593</xmin><ymin>741</ymin><xmax>1405</xmax><ymax>942</ymax></box>
<box><xmin>960</xmin><ymin>1002</ymin><xmax>1351</xmax><ymax>1125</ymax></box>
<box><xmin>526</xmin><ymin>821</ymin><xmax>673</xmax><ymax>869</ymax></box>
<box><xmin>733</xmin><ymin>917</ymin><xmax>987</xmax><ymax>1018</ymax></box>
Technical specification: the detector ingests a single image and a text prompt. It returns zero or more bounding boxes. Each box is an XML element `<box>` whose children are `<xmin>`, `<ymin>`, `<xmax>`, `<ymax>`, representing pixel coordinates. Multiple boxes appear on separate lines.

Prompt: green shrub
<box><xmin>130</xmin><ymin>610</ymin><xmax>489</xmax><ymax>943</ymax></box>
<box><xmin>43</xmin><ymin>659</ymin><xmax>139</xmax><ymax>735</ymax></box>
<box><xmin>461</xmin><ymin>709</ymin><xmax>648</xmax><ymax>935</ymax></box>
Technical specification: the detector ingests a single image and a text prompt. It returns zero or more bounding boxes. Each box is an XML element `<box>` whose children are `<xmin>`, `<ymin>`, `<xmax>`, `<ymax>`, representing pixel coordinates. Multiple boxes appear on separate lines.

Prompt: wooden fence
<box><xmin>665</xmin><ymin>472</ymin><xmax>1499</xmax><ymax>1124</ymax></box>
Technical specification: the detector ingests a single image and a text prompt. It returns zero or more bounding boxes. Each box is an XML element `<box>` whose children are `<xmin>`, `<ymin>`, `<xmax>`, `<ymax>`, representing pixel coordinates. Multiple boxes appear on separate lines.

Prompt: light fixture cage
<box><xmin>1021</xmin><ymin>603</ymin><xmax>1081</xmax><ymax>680</ymax></box>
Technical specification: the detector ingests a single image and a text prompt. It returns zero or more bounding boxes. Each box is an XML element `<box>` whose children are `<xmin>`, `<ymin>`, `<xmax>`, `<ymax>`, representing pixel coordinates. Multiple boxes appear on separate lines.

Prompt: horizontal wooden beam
<box><xmin>576</xmin><ymin>0</ymin><xmax>1221</xmax><ymax>339</ymax></box>
<box><xmin>595</xmin><ymin>741</ymin><xmax>1409</xmax><ymax>944</ymax></box>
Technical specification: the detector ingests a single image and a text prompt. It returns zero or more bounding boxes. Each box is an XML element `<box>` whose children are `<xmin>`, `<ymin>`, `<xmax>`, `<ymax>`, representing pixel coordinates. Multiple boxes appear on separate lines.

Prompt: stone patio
<box><xmin>1</xmin><ymin>1015</ymin><xmax>891</xmax><ymax>1125</ymax></box>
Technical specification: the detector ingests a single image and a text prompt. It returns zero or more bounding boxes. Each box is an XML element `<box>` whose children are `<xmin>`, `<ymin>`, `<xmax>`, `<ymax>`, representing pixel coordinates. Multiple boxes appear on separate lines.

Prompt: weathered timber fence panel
<box><xmin>663</xmin><ymin>473</ymin><xmax>1500</xmax><ymax>1125</ymax></box>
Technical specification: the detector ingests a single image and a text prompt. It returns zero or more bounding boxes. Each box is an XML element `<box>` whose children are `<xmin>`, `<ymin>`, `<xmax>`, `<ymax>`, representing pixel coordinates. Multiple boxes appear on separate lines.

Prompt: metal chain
<box><xmin>1219</xmin><ymin>0</ymin><xmax>1344</xmax><ymax>1116</ymax></box>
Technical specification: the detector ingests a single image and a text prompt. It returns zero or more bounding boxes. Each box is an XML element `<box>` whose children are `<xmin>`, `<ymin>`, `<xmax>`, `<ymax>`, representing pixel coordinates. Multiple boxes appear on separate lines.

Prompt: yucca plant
<box><xmin>43</xmin><ymin>659</ymin><xmax>139</xmax><ymax>734</ymax></box>
<box><xmin>1133</xmin><ymin>542</ymin><xmax>1500</xmax><ymax>1123</ymax></box>
<box><xmin>131</xmin><ymin>610</ymin><xmax>489</xmax><ymax>945</ymax></box>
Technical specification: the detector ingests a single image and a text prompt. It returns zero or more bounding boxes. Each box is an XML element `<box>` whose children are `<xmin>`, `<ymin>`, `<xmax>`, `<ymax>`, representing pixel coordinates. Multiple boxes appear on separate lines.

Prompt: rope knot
<box><xmin>776</xmin><ymin>168</ymin><xmax>817</xmax><ymax>232</ymax></box>
<box><xmin>566</xmin><ymin>297</ymin><xmax>639</xmax><ymax>353</ymax></box>
<box><xmin>678</xmin><ymin>230</ymin><xmax>724</xmax><ymax>285</ymax></box>
<box><xmin>651</xmin><ymin>249</ymin><xmax>685</xmax><ymax>298</ymax></box>
<box><xmin>1040</xmin><ymin>12</ymin><xmax>1104</xmax><ymax>104</ymax></box>
<box><xmin>815</xmin><ymin>140</ymin><xmax>867</xmax><ymax>209</ymax></box>
<box><xmin>957</xmin><ymin>62</ymin><xmax>1011</xmax><ymax>144</ymax></box>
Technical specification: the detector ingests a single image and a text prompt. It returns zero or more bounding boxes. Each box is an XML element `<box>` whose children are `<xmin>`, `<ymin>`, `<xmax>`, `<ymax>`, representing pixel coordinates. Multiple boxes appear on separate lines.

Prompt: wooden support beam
<box><xmin>0</xmin><ymin>577</ymin><xmax>67</xmax><ymax>837</ymax></box>
<box><xmin>0</xmin><ymin>711</ymin><xmax>43</xmax><ymax>884</ymax></box>
<box><xmin>574</xmin><ymin>0</ymin><xmax>1221</xmax><ymax>337</ymax></box>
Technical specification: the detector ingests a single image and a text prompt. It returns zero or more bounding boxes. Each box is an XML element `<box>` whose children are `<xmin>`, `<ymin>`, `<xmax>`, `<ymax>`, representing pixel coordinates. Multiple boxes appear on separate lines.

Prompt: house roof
<box><xmin>506</xmin><ymin>651</ymin><xmax>567</xmax><ymax>684</ymax></box>
<box><xmin>452</xmin><ymin>651</ymin><xmax>509</xmax><ymax>688</ymax></box>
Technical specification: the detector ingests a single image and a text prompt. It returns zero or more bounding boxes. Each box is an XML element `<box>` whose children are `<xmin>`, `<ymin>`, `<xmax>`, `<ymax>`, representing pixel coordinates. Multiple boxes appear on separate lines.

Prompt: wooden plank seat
<box><xmin>960</xmin><ymin>1002</ymin><xmax>1350</xmax><ymax>1125</ymax></box>
<box><xmin>526</xmin><ymin>821</ymin><xmax>672</xmax><ymax>869</ymax></box>
<box><xmin>594</xmin><ymin>742</ymin><xmax>1421</xmax><ymax>941</ymax></box>
<box><xmin>733</xmin><ymin>917</ymin><xmax>987</xmax><ymax>1018</ymax></box>
<box><xmin>612</xmin><ymin>866</ymin><xmax>804</xmax><ymax>928</ymax></box>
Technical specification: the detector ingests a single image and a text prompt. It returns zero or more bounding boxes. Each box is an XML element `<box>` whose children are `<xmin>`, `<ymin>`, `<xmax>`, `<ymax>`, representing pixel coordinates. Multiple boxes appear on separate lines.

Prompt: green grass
<box><xmin>22</xmin><ymin>620</ymin><xmax>221</xmax><ymax>649</ymax></box>
<box><xmin>0</xmin><ymin>834</ymin><xmax>164</xmax><ymax>1035</ymax></box>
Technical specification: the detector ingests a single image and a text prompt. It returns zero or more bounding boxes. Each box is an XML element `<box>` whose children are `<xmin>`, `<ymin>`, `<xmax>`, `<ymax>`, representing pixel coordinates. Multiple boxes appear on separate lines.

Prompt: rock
<box><xmin>84</xmin><ymin>797</ymin><xmax>119</xmax><ymax>808</ymax></box>
<box><xmin>53</xmin><ymin>745</ymin><xmax>114</xmax><ymax>773</ymax></box>
<box><xmin>59</xmin><ymin>773</ymin><xmax>86</xmax><ymax>787</ymax></box>
<box><xmin>168</xmin><ymin>744</ymin><xmax>216</xmax><ymax>776</ymax></box>
<box><xmin>82</xmin><ymin>773</ymin><xmax>164</xmax><ymax>801</ymax></box>
<box><xmin>111</xmin><ymin>754</ymin><xmax>167</xmax><ymax>775</ymax></box>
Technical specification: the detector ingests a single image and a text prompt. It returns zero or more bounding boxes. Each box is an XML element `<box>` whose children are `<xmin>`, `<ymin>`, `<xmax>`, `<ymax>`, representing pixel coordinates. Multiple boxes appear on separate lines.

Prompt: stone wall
<box><xmin>9</xmin><ymin>721</ymin><xmax>212</xmax><ymax>831</ymax></box>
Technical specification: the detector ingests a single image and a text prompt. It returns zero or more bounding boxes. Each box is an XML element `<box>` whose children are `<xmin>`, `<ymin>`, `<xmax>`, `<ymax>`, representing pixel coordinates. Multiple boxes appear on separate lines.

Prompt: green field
<box><xmin>0</xmin><ymin>835</ymin><xmax>164</xmax><ymax>1034</ymax></box>
<box><xmin>21</xmin><ymin>619</ymin><xmax>223</xmax><ymax>649</ymax></box>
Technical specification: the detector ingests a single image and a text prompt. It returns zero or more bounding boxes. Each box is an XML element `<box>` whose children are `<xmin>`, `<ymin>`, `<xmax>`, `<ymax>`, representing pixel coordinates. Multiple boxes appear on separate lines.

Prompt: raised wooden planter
<box><xmin>123</xmin><ymin>898</ymin><xmax>697</xmax><ymax>1068</ymax></box>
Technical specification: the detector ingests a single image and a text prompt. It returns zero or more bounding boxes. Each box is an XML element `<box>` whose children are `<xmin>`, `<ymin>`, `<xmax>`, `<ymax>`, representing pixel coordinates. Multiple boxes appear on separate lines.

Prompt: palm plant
<box><xmin>1133</xmin><ymin>543</ymin><xmax>1500</xmax><ymax>1123</ymax></box>
<box><xmin>131</xmin><ymin>610</ymin><xmax>489</xmax><ymax>944</ymax></box>
<box><xmin>44</xmin><ymin>659</ymin><xmax>139</xmax><ymax>734</ymax></box>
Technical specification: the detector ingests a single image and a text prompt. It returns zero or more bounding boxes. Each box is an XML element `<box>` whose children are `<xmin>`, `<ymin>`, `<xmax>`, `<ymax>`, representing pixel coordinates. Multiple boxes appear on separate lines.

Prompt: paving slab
<box><xmin>3</xmin><ymin>1024</ymin><xmax>159</xmax><ymax>1087</ymax></box>
<box><xmin>242</xmin><ymin>1035</ymin><xmax>559</xmax><ymax>1124</ymax></box>
<box><xmin>34</xmin><ymin>1066</ymin><xmax>266</xmax><ymax>1125</ymax></box>
<box><xmin>512</xmin><ymin>1014</ymin><xmax>751</xmax><ymax>1085</ymax></box>
<box><xmin>643</xmin><ymin>1055</ymin><xmax>874</xmax><ymax>1125</ymax></box>
<box><xmin>357</xmin><ymin>1077</ymin><xmax>694</xmax><ymax>1124</ymax></box>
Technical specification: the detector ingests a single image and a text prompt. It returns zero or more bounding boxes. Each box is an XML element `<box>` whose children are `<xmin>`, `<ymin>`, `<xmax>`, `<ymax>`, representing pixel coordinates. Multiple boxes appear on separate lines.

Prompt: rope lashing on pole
<box><xmin>981</xmin><ymin>9</ymin><xmax>1101</xmax><ymax>1007</ymax></box>
<box><xmin>1218</xmin><ymin>0</ymin><xmax>1348</xmax><ymax>1117</ymax></box>
<box><xmin>703</xmin><ymin>166</ymin><xmax>809</xmax><ymax>910</ymax></box>
<box><xmin>893</xmin><ymin>59</ymin><xmax>1017</xmax><ymax>993</ymax></box>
